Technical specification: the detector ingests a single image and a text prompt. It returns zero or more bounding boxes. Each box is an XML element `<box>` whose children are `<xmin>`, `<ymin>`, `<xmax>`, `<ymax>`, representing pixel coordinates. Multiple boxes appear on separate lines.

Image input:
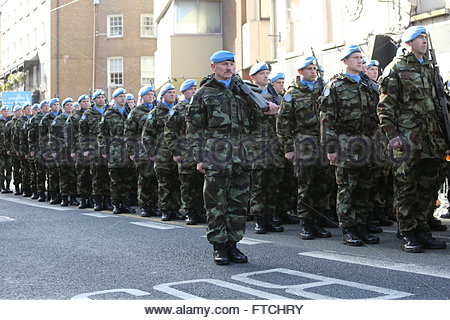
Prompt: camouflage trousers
<box><xmin>47</xmin><ymin>162</ymin><xmax>60</xmax><ymax>193</ymax></box>
<box><xmin>179</xmin><ymin>167</ymin><xmax>204</xmax><ymax>212</ymax></box>
<box><xmin>28</xmin><ymin>158</ymin><xmax>37</xmax><ymax>192</ymax></box>
<box><xmin>297</xmin><ymin>164</ymin><xmax>330</xmax><ymax>220</ymax></box>
<box><xmin>58</xmin><ymin>162</ymin><xmax>77</xmax><ymax>196</ymax></box>
<box><xmin>91</xmin><ymin>159</ymin><xmax>110</xmax><ymax>196</ymax></box>
<box><xmin>276</xmin><ymin>162</ymin><xmax>296</xmax><ymax>215</ymax></box>
<box><xmin>154</xmin><ymin>161</ymin><xmax>180</xmax><ymax>212</ymax></box>
<box><xmin>394</xmin><ymin>158</ymin><xmax>446</xmax><ymax>233</ymax></box>
<box><xmin>76</xmin><ymin>162</ymin><xmax>92</xmax><ymax>196</ymax></box>
<box><xmin>0</xmin><ymin>151</ymin><xmax>12</xmax><ymax>184</ymax></box>
<box><xmin>205</xmin><ymin>164</ymin><xmax>249</xmax><ymax>244</ymax></box>
<box><xmin>368</xmin><ymin>166</ymin><xmax>390</xmax><ymax>214</ymax></box>
<box><xmin>19</xmin><ymin>156</ymin><xmax>31</xmax><ymax>191</ymax></box>
<box><xmin>136</xmin><ymin>160</ymin><xmax>158</xmax><ymax>208</ymax></box>
<box><xmin>250</xmin><ymin>168</ymin><xmax>282</xmax><ymax>219</ymax></box>
<box><xmin>325</xmin><ymin>165</ymin><xmax>337</xmax><ymax>213</ymax></box>
<box><xmin>11</xmin><ymin>154</ymin><xmax>21</xmax><ymax>187</ymax></box>
<box><xmin>32</xmin><ymin>158</ymin><xmax>47</xmax><ymax>193</ymax></box>
<box><xmin>109</xmin><ymin>167</ymin><xmax>133</xmax><ymax>204</ymax></box>
<box><xmin>335</xmin><ymin>166</ymin><xmax>372</xmax><ymax>228</ymax></box>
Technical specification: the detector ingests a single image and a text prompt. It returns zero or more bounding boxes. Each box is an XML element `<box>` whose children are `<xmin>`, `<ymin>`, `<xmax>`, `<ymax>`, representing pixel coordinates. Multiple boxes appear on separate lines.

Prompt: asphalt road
<box><xmin>0</xmin><ymin>193</ymin><xmax>449</xmax><ymax>300</ymax></box>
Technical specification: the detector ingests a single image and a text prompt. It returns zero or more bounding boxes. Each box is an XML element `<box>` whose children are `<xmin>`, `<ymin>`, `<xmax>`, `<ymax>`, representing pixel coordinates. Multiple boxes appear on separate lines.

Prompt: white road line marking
<box><xmin>0</xmin><ymin>197</ymin><xmax>77</xmax><ymax>211</ymax></box>
<box><xmin>0</xmin><ymin>216</ymin><xmax>15</xmax><ymax>222</ymax></box>
<box><xmin>299</xmin><ymin>251</ymin><xmax>450</xmax><ymax>280</ymax></box>
<box><xmin>130</xmin><ymin>221</ymin><xmax>184</xmax><ymax>230</ymax></box>
<box><xmin>201</xmin><ymin>236</ymin><xmax>272</xmax><ymax>245</ymax></box>
<box><xmin>71</xmin><ymin>289</ymin><xmax>151</xmax><ymax>300</ymax></box>
<box><xmin>81</xmin><ymin>213</ymin><xmax>117</xmax><ymax>218</ymax></box>
<box><xmin>383</xmin><ymin>229</ymin><xmax>450</xmax><ymax>240</ymax></box>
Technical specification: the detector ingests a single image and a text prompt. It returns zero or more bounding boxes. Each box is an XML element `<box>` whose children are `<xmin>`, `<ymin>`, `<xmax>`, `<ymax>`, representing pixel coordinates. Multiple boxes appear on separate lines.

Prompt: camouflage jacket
<box><xmin>377</xmin><ymin>51</ymin><xmax>447</xmax><ymax>160</ymax></box>
<box><xmin>185</xmin><ymin>77</ymin><xmax>264</xmax><ymax>171</ymax></box>
<box><xmin>79</xmin><ymin>105</ymin><xmax>106</xmax><ymax>158</ymax></box>
<box><xmin>27</xmin><ymin>112</ymin><xmax>45</xmax><ymax>155</ymax></box>
<box><xmin>0</xmin><ymin>116</ymin><xmax>10</xmax><ymax>153</ymax></box>
<box><xmin>277</xmin><ymin>78</ymin><xmax>323</xmax><ymax>166</ymax></box>
<box><xmin>124</xmin><ymin>103</ymin><xmax>151</xmax><ymax>162</ymax></box>
<box><xmin>49</xmin><ymin>113</ymin><xmax>71</xmax><ymax>162</ymax></box>
<box><xmin>12</xmin><ymin>115</ymin><xmax>30</xmax><ymax>157</ymax></box>
<box><xmin>39</xmin><ymin>112</ymin><xmax>61</xmax><ymax>163</ymax></box>
<box><xmin>4</xmin><ymin>117</ymin><xmax>17</xmax><ymax>154</ymax></box>
<box><xmin>141</xmin><ymin>101</ymin><xmax>174</xmax><ymax>164</ymax></box>
<box><xmin>164</xmin><ymin>100</ymin><xmax>196</xmax><ymax>169</ymax></box>
<box><xmin>98</xmin><ymin>106</ymin><xmax>130</xmax><ymax>168</ymax></box>
<box><xmin>319</xmin><ymin>73</ymin><xmax>379</xmax><ymax>167</ymax></box>
<box><xmin>64</xmin><ymin>108</ymin><xmax>86</xmax><ymax>156</ymax></box>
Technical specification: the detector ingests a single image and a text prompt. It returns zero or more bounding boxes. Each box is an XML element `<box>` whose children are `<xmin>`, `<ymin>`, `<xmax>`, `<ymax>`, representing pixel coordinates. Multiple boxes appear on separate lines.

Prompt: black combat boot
<box><xmin>37</xmin><ymin>192</ymin><xmax>46</xmax><ymax>202</ymax></box>
<box><xmin>150</xmin><ymin>204</ymin><xmax>160</xmax><ymax>216</ymax></box>
<box><xmin>266</xmin><ymin>216</ymin><xmax>284</xmax><ymax>232</ymax></box>
<box><xmin>375</xmin><ymin>207</ymin><xmax>394</xmax><ymax>226</ymax></box>
<box><xmin>312</xmin><ymin>220</ymin><xmax>331</xmax><ymax>238</ymax></box>
<box><xmin>441</xmin><ymin>211</ymin><xmax>450</xmax><ymax>219</ymax></box>
<box><xmin>429</xmin><ymin>217</ymin><xmax>447</xmax><ymax>231</ymax></box>
<box><xmin>140</xmin><ymin>206</ymin><xmax>153</xmax><ymax>217</ymax></box>
<box><xmin>161</xmin><ymin>210</ymin><xmax>172</xmax><ymax>221</ymax></box>
<box><xmin>254</xmin><ymin>216</ymin><xmax>266</xmax><ymax>234</ymax></box>
<box><xmin>112</xmin><ymin>203</ymin><xmax>122</xmax><ymax>214</ymax></box>
<box><xmin>120</xmin><ymin>203</ymin><xmax>134</xmax><ymax>213</ymax></box>
<box><xmin>69</xmin><ymin>195</ymin><xmax>79</xmax><ymax>206</ymax></box>
<box><xmin>342</xmin><ymin>227</ymin><xmax>364</xmax><ymax>246</ymax></box>
<box><xmin>31</xmin><ymin>191</ymin><xmax>39</xmax><ymax>200</ymax></box>
<box><xmin>60</xmin><ymin>195</ymin><xmax>69</xmax><ymax>207</ymax></box>
<box><xmin>78</xmin><ymin>196</ymin><xmax>88</xmax><ymax>209</ymax></box>
<box><xmin>401</xmin><ymin>230</ymin><xmax>423</xmax><ymax>253</ymax></box>
<box><xmin>356</xmin><ymin>225</ymin><xmax>380</xmax><ymax>244</ymax></box>
<box><xmin>0</xmin><ymin>181</ymin><xmax>6</xmax><ymax>193</ymax></box>
<box><xmin>226</xmin><ymin>242</ymin><xmax>248</xmax><ymax>263</ymax></box>
<box><xmin>103</xmin><ymin>196</ymin><xmax>114</xmax><ymax>211</ymax></box>
<box><xmin>50</xmin><ymin>192</ymin><xmax>60</xmax><ymax>204</ymax></box>
<box><xmin>14</xmin><ymin>185</ymin><xmax>21</xmax><ymax>195</ymax></box>
<box><xmin>175</xmin><ymin>210</ymin><xmax>185</xmax><ymax>220</ymax></box>
<box><xmin>185</xmin><ymin>210</ymin><xmax>198</xmax><ymax>225</ymax></box>
<box><xmin>300</xmin><ymin>219</ymin><xmax>315</xmax><ymax>240</ymax></box>
<box><xmin>4</xmin><ymin>181</ymin><xmax>13</xmax><ymax>193</ymax></box>
<box><xmin>93</xmin><ymin>195</ymin><xmax>103</xmax><ymax>211</ymax></box>
<box><xmin>86</xmin><ymin>196</ymin><xmax>95</xmax><ymax>208</ymax></box>
<box><xmin>22</xmin><ymin>189</ymin><xmax>32</xmax><ymax>197</ymax></box>
<box><xmin>415</xmin><ymin>231</ymin><xmax>447</xmax><ymax>249</ymax></box>
<box><xmin>213</xmin><ymin>243</ymin><xmax>230</xmax><ymax>265</ymax></box>
<box><xmin>367</xmin><ymin>220</ymin><xmax>383</xmax><ymax>233</ymax></box>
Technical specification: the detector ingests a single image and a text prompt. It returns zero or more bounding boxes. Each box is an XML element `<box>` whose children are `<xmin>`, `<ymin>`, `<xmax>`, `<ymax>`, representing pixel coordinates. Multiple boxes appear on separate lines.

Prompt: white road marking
<box><xmin>154</xmin><ymin>279</ymin><xmax>289</xmax><ymax>300</ymax></box>
<box><xmin>382</xmin><ymin>230</ymin><xmax>450</xmax><ymax>240</ymax></box>
<box><xmin>299</xmin><ymin>251</ymin><xmax>450</xmax><ymax>280</ymax></box>
<box><xmin>0</xmin><ymin>197</ymin><xmax>76</xmax><ymax>211</ymax></box>
<box><xmin>233</xmin><ymin>268</ymin><xmax>412</xmax><ymax>300</ymax></box>
<box><xmin>130</xmin><ymin>221</ymin><xmax>184</xmax><ymax>230</ymax></box>
<box><xmin>201</xmin><ymin>236</ymin><xmax>272</xmax><ymax>245</ymax></box>
<box><xmin>0</xmin><ymin>216</ymin><xmax>15</xmax><ymax>222</ymax></box>
<box><xmin>71</xmin><ymin>289</ymin><xmax>151</xmax><ymax>300</ymax></box>
<box><xmin>81</xmin><ymin>213</ymin><xmax>117</xmax><ymax>218</ymax></box>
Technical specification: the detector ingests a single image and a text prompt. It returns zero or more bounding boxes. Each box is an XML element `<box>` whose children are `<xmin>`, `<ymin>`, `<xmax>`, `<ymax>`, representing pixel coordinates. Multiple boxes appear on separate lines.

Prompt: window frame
<box><xmin>107</xmin><ymin>56</ymin><xmax>124</xmax><ymax>87</ymax></box>
<box><xmin>174</xmin><ymin>0</ymin><xmax>222</xmax><ymax>35</ymax></box>
<box><xmin>140</xmin><ymin>14</ymin><xmax>156</xmax><ymax>38</ymax></box>
<box><xmin>107</xmin><ymin>14</ymin><xmax>124</xmax><ymax>38</ymax></box>
<box><xmin>140</xmin><ymin>56</ymin><xmax>155</xmax><ymax>86</ymax></box>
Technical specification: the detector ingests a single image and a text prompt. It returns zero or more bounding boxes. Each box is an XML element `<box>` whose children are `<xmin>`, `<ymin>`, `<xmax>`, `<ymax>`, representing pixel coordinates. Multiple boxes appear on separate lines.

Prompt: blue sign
<box><xmin>1</xmin><ymin>91</ymin><xmax>32</xmax><ymax>111</ymax></box>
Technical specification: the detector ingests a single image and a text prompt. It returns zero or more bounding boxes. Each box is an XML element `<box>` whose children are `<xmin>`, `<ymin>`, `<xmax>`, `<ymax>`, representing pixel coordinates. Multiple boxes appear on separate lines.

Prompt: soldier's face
<box><xmin>183</xmin><ymin>86</ymin><xmax>197</xmax><ymax>101</ymax></box>
<box><xmin>344</xmin><ymin>52</ymin><xmax>363</xmax><ymax>73</ymax></box>
<box><xmin>23</xmin><ymin>106</ymin><xmax>32</xmax><ymax>116</ymax></box>
<box><xmin>127</xmin><ymin>100</ymin><xmax>136</xmax><ymax>109</ymax></box>
<box><xmin>94</xmin><ymin>95</ymin><xmax>106</xmax><ymax>107</ymax></box>
<box><xmin>366</xmin><ymin>66</ymin><xmax>379</xmax><ymax>81</ymax></box>
<box><xmin>41</xmin><ymin>104</ymin><xmax>50</xmax><ymax>113</ymax></box>
<box><xmin>142</xmin><ymin>91</ymin><xmax>155</xmax><ymax>104</ymax></box>
<box><xmin>163</xmin><ymin>89</ymin><xmax>177</xmax><ymax>104</ymax></box>
<box><xmin>251</xmin><ymin>70</ymin><xmax>270</xmax><ymax>87</ymax></box>
<box><xmin>32</xmin><ymin>108</ymin><xmax>39</xmax><ymax>115</ymax></box>
<box><xmin>299</xmin><ymin>64</ymin><xmax>317</xmax><ymax>81</ymax></box>
<box><xmin>1</xmin><ymin>110</ymin><xmax>9</xmax><ymax>117</ymax></box>
<box><xmin>211</xmin><ymin>61</ymin><xmax>235</xmax><ymax>80</ymax></box>
<box><xmin>80</xmin><ymin>99</ymin><xmax>90</xmax><ymax>109</ymax></box>
<box><xmin>272</xmin><ymin>79</ymin><xmax>285</xmax><ymax>93</ymax></box>
<box><xmin>51</xmin><ymin>102</ymin><xmax>60</xmax><ymax>113</ymax></box>
<box><xmin>14</xmin><ymin>110</ymin><xmax>22</xmax><ymax>118</ymax></box>
<box><xmin>114</xmin><ymin>94</ymin><xmax>126</xmax><ymax>107</ymax></box>
<box><xmin>63</xmin><ymin>102</ymin><xmax>74</xmax><ymax>114</ymax></box>
<box><xmin>408</xmin><ymin>34</ymin><xmax>428</xmax><ymax>56</ymax></box>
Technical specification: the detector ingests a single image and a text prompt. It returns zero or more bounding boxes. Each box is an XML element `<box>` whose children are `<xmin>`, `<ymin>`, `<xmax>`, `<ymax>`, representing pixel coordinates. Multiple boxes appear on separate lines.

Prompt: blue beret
<box><xmin>159</xmin><ymin>83</ymin><xmax>175</xmax><ymax>97</ymax></box>
<box><xmin>249</xmin><ymin>62</ymin><xmax>269</xmax><ymax>76</ymax></box>
<box><xmin>210</xmin><ymin>50</ymin><xmax>235</xmax><ymax>63</ymax></box>
<box><xmin>49</xmin><ymin>98</ymin><xmax>60</xmax><ymax>106</ymax></box>
<box><xmin>0</xmin><ymin>105</ymin><xmax>8</xmax><ymax>111</ymax></box>
<box><xmin>22</xmin><ymin>103</ymin><xmax>31</xmax><ymax>108</ymax></box>
<box><xmin>126</xmin><ymin>93</ymin><xmax>135</xmax><ymax>101</ymax></box>
<box><xmin>39</xmin><ymin>99</ymin><xmax>49</xmax><ymax>108</ymax></box>
<box><xmin>92</xmin><ymin>89</ymin><xmax>105</xmax><ymax>99</ymax></box>
<box><xmin>112</xmin><ymin>88</ymin><xmax>126</xmax><ymax>98</ymax></box>
<box><xmin>180</xmin><ymin>79</ymin><xmax>197</xmax><ymax>92</ymax></box>
<box><xmin>62</xmin><ymin>97</ymin><xmax>73</xmax><ymax>106</ymax></box>
<box><xmin>13</xmin><ymin>105</ymin><xmax>22</xmax><ymax>112</ymax></box>
<box><xmin>402</xmin><ymin>26</ymin><xmax>427</xmax><ymax>43</ymax></box>
<box><xmin>298</xmin><ymin>56</ymin><xmax>316</xmax><ymax>70</ymax></box>
<box><xmin>270</xmin><ymin>73</ymin><xmax>285</xmax><ymax>83</ymax></box>
<box><xmin>31</xmin><ymin>104</ymin><xmax>39</xmax><ymax>110</ymax></box>
<box><xmin>341</xmin><ymin>45</ymin><xmax>362</xmax><ymax>60</ymax></box>
<box><xmin>73</xmin><ymin>102</ymin><xmax>79</xmax><ymax>108</ymax></box>
<box><xmin>78</xmin><ymin>94</ymin><xmax>90</xmax><ymax>102</ymax></box>
<box><xmin>367</xmin><ymin>60</ymin><xmax>380</xmax><ymax>69</ymax></box>
<box><xmin>138</xmin><ymin>85</ymin><xmax>154</xmax><ymax>96</ymax></box>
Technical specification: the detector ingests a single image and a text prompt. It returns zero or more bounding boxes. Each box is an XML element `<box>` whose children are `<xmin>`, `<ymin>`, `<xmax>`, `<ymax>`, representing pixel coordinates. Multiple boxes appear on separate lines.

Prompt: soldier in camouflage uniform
<box><xmin>319</xmin><ymin>45</ymin><xmax>381</xmax><ymax>246</ymax></box>
<box><xmin>65</xmin><ymin>94</ymin><xmax>93</xmax><ymax>209</ymax></box>
<box><xmin>39</xmin><ymin>98</ymin><xmax>62</xmax><ymax>204</ymax></box>
<box><xmin>277</xmin><ymin>57</ymin><xmax>332</xmax><ymax>240</ymax></box>
<box><xmin>186</xmin><ymin>50</ymin><xmax>279</xmax><ymax>265</ymax></box>
<box><xmin>6</xmin><ymin>106</ymin><xmax>23</xmax><ymax>195</ymax></box>
<box><xmin>13</xmin><ymin>103</ymin><xmax>33</xmax><ymax>197</ymax></box>
<box><xmin>79</xmin><ymin>89</ymin><xmax>112</xmax><ymax>211</ymax></box>
<box><xmin>377</xmin><ymin>26</ymin><xmax>447</xmax><ymax>252</ymax></box>
<box><xmin>49</xmin><ymin>98</ymin><xmax>78</xmax><ymax>206</ymax></box>
<box><xmin>271</xmin><ymin>73</ymin><xmax>286</xmax><ymax>96</ymax></box>
<box><xmin>165</xmin><ymin>79</ymin><xmax>205</xmax><ymax>225</ymax></box>
<box><xmin>142</xmin><ymin>83</ymin><xmax>181</xmax><ymax>221</ymax></box>
<box><xmin>98</xmin><ymin>88</ymin><xmax>134</xmax><ymax>214</ymax></box>
<box><xmin>248</xmin><ymin>62</ymin><xmax>284</xmax><ymax>234</ymax></box>
<box><xmin>27</xmin><ymin>104</ymin><xmax>41</xmax><ymax>199</ymax></box>
<box><xmin>28</xmin><ymin>100</ymin><xmax>50</xmax><ymax>201</ymax></box>
<box><xmin>0</xmin><ymin>106</ymin><xmax>12</xmax><ymax>193</ymax></box>
<box><xmin>125</xmin><ymin>85</ymin><xmax>158</xmax><ymax>217</ymax></box>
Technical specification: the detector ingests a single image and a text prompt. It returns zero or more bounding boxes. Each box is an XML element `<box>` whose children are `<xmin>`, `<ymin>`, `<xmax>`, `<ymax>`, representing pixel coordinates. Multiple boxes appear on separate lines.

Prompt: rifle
<box><xmin>232</xmin><ymin>73</ymin><xmax>269</xmax><ymax>110</ymax></box>
<box><xmin>428</xmin><ymin>33</ymin><xmax>450</xmax><ymax>149</ymax></box>
<box><xmin>311</xmin><ymin>47</ymin><xmax>325</xmax><ymax>92</ymax></box>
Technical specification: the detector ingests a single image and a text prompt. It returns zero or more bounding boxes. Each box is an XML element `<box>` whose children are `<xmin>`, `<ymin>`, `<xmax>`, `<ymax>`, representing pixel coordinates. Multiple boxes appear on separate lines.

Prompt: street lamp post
<box><xmin>92</xmin><ymin>0</ymin><xmax>99</xmax><ymax>93</ymax></box>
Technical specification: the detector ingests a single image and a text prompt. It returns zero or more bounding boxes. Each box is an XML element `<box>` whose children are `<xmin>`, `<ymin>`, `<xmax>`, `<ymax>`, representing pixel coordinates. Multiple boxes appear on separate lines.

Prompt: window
<box><xmin>259</xmin><ymin>0</ymin><xmax>270</xmax><ymax>19</ymax></box>
<box><xmin>175</xmin><ymin>0</ymin><xmax>221</xmax><ymax>34</ymax></box>
<box><xmin>141</xmin><ymin>56</ymin><xmax>155</xmax><ymax>85</ymax></box>
<box><xmin>141</xmin><ymin>14</ymin><xmax>155</xmax><ymax>37</ymax></box>
<box><xmin>107</xmin><ymin>57</ymin><xmax>123</xmax><ymax>86</ymax></box>
<box><xmin>107</xmin><ymin>14</ymin><xmax>123</xmax><ymax>38</ymax></box>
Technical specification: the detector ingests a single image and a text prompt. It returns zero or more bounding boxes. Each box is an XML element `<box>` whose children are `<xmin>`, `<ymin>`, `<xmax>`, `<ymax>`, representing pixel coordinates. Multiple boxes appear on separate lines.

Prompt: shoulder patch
<box><xmin>81</xmin><ymin>114</ymin><xmax>86</xmax><ymax>121</ymax></box>
<box><xmin>284</xmin><ymin>94</ymin><xmax>292</xmax><ymax>102</ymax></box>
<box><xmin>22</xmin><ymin>123</ymin><xmax>26</xmax><ymax>129</ymax></box>
<box><xmin>147</xmin><ymin>113</ymin><xmax>153</xmax><ymax>120</ymax></box>
<box><xmin>323</xmin><ymin>88</ymin><xmax>331</xmax><ymax>97</ymax></box>
<box><xmin>127</xmin><ymin>112</ymin><xmax>132</xmax><ymax>120</ymax></box>
<box><xmin>51</xmin><ymin>120</ymin><xmax>56</xmax><ymax>126</ymax></box>
<box><xmin>169</xmin><ymin>109</ymin><xmax>176</xmax><ymax>116</ymax></box>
